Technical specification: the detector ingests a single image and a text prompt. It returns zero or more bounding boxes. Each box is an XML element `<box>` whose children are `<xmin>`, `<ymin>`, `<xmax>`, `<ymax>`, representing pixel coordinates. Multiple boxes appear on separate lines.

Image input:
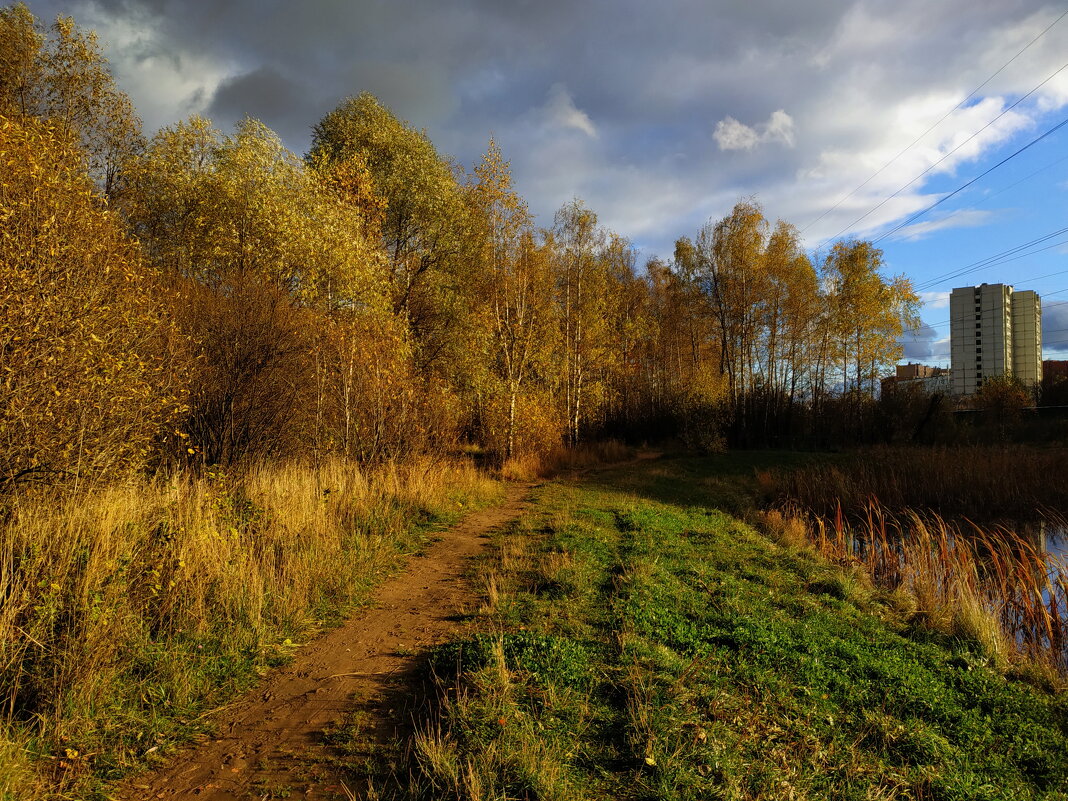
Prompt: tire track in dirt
<box><xmin>122</xmin><ymin>480</ymin><xmax>536</xmax><ymax>800</ymax></box>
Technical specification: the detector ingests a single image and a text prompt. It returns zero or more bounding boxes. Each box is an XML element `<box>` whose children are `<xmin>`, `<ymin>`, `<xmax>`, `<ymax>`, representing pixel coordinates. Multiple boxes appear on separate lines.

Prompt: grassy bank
<box><xmin>0</xmin><ymin>457</ymin><xmax>501</xmax><ymax>800</ymax></box>
<box><xmin>412</xmin><ymin>455</ymin><xmax>1068</xmax><ymax>800</ymax></box>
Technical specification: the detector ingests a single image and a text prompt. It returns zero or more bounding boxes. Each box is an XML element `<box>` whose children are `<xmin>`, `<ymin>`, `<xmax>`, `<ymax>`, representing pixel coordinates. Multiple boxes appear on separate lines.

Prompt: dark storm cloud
<box><xmin>207</xmin><ymin>66</ymin><xmax>317</xmax><ymax>145</ymax></box>
<box><xmin>1044</xmin><ymin>300</ymin><xmax>1068</xmax><ymax>356</ymax></box>
<box><xmin>24</xmin><ymin>0</ymin><xmax>1068</xmax><ymax>257</ymax></box>
<box><xmin>900</xmin><ymin>321</ymin><xmax>941</xmax><ymax>360</ymax></box>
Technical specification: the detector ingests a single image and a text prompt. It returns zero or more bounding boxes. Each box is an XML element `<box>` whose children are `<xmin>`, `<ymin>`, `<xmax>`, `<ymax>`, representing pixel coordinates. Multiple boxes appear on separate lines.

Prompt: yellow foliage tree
<box><xmin>0</xmin><ymin>3</ymin><xmax>144</xmax><ymax>198</ymax></box>
<box><xmin>468</xmin><ymin>140</ymin><xmax>559</xmax><ymax>459</ymax></box>
<box><xmin>121</xmin><ymin>115</ymin><xmax>391</xmax><ymax>465</ymax></box>
<box><xmin>0</xmin><ymin>114</ymin><xmax>182</xmax><ymax>487</ymax></box>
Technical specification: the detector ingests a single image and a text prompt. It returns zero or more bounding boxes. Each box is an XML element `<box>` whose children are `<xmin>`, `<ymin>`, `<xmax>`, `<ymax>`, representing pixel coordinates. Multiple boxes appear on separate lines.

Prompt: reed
<box><xmin>0</xmin><ymin>456</ymin><xmax>499</xmax><ymax>797</ymax></box>
<box><xmin>771</xmin><ymin>500</ymin><xmax>1067</xmax><ymax>672</ymax></box>
<box><xmin>768</xmin><ymin>445</ymin><xmax>1068</xmax><ymax>520</ymax></box>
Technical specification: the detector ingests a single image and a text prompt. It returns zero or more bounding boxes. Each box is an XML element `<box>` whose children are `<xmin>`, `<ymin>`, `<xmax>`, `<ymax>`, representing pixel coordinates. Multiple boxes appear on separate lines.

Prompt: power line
<box><xmin>965</xmin><ymin>151</ymin><xmax>1068</xmax><ymax>210</ymax></box>
<box><xmin>913</xmin><ymin>225</ymin><xmax>1068</xmax><ymax>291</ymax></box>
<box><xmin>820</xmin><ymin>58</ymin><xmax>1068</xmax><ymax>245</ymax></box>
<box><xmin>801</xmin><ymin>9</ymin><xmax>1068</xmax><ymax>235</ymax></box>
<box><xmin>871</xmin><ymin>114</ymin><xmax>1068</xmax><ymax>244</ymax></box>
<box><xmin>915</xmin><ymin>287</ymin><xmax>1068</xmax><ymax>330</ymax></box>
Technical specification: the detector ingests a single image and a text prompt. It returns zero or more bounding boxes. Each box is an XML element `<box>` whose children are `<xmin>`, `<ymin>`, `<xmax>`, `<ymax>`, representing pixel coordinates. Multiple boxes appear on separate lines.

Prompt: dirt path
<box><xmin>123</xmin><ymin>481</ymin><xmax>536</xmax><ymax>800</ymax></box>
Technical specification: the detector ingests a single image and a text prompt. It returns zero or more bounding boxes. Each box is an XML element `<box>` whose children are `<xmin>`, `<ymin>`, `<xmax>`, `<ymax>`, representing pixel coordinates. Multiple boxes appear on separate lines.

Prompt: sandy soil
<box><xmin>122</xmin><ymin>480</ymin><xmax>536</xmax><ymax>800</ymax></box>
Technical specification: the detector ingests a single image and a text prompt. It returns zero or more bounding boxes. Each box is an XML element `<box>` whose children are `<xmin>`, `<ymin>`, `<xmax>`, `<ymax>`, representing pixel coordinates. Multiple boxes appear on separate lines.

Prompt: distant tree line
<box><xmin>0</xmin><ymin>4</ymin><xmax>924</xmax><ymax>489</ymax></box>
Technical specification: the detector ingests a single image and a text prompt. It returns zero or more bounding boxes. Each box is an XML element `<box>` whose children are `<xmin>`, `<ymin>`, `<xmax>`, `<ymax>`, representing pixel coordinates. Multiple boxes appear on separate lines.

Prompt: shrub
<box><xmin>0</xmin><ymin>114</ymin><xmax>183</xmax><ymax>489</ymax></box>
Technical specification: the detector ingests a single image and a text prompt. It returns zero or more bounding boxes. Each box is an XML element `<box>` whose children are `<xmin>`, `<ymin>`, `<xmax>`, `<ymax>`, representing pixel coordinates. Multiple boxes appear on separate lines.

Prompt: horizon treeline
<box><xmin>0</xmin><ymin>4</ymin><xmax>922</xmax><ymax>488</ymax></box>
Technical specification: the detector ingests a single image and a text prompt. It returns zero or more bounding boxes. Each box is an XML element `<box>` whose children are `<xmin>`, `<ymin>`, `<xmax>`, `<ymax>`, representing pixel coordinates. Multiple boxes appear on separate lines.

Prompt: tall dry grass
<box><xmin>765</xmin><ymin>445</ymin><xmax>1068</xmax><ymax>520</ymax></box>
<box><xmin>762</xmin><ymin>504</ymin><xmax>1067</xmax><ymax>674</ymax></box>
<box><xmin>0</xmin><ymin>457</ymin><xmax>499</xmax><ymax>798</ymax></box>
<box><xmin>499</xmin><ymin>439</ymin><xmax>633</xmax><ymax>481</ymax></box>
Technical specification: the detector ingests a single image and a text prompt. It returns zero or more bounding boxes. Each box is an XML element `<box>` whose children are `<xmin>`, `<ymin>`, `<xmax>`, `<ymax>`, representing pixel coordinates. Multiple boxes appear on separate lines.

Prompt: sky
<box><xmin>23</xmin><ymin>0</ymin><xmax>1068</xmax><ymax>363</ymax></box>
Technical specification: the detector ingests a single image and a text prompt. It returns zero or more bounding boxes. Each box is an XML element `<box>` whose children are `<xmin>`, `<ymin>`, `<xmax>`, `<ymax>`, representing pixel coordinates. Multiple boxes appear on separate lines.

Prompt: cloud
<box><xmin>1044</xmin><ymin>300</ymin><xmax>1068</xmax><ymax>355</ymax></box>
<box><xmin>900</xmin><ymin>320</ymin><xmax>940</xmax><ymax>359</ymax></box>
<box><xmin>27</xmin><ymin>0</ymin><xmax>1068</xmax><ymax>260</ymax></box>
<box><xmin>892</xmin><ymin>209</ymin><xmax>995</xmax><ymax>241</ymax></box>
<box><xmin>207</xmin><ymin>67</ymin><xmax>313</xmax><ymax>144</ymax></box>
<box><xmin>543</xmin><ymin>83</ymin><xmax>598</xmax><ymax>138</ymax></box>
<box><xmin>920</xmin><ymin>291</ymin><xmax>950</xmax><ymax>309</ymax></box>
<box><xmin>73</xmin><ymin>1</ymin><xmax>233</xmax><ymax>133</ymax></box>
<box><xmin>714</xmin><ymin>109</ymin><xmax>795</xmax><ymax>151</ymax></box>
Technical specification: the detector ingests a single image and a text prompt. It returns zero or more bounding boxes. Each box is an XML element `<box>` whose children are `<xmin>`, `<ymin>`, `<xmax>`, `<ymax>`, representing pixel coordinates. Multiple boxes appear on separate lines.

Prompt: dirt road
<box><xmin>123</xmin><ymin>480</ymin><xmax>535</xmax><ymax>800</ymax></box>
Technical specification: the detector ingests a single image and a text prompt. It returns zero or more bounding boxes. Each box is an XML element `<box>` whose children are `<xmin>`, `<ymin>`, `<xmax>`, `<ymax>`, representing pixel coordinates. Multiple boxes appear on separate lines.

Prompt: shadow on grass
<box><xmin>578</xmin><ymin>450</ymin><xmax>835</xmax><ymax>515</ymax></box>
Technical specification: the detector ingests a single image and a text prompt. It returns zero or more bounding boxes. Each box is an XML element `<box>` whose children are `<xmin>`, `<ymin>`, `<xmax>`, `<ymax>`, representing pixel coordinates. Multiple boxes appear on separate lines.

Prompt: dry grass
<box><xmin>770</xmin><ymin>502</ymin><xmax>1067</xmax><ymax>673</ymax></box>
<box><xmin>500</xmin><ymin>440</ymin><xmax>632</xmax><ymax>481</ymax></box>
<box><xmin>0</xmin><ymin>456</ymin><xmax>499</xmax><ymax>797</ymax></box>
<box><xmin>770</xmin><ymin>445</ymin><xmax>1068</xmax><ymax>520</ymax></box>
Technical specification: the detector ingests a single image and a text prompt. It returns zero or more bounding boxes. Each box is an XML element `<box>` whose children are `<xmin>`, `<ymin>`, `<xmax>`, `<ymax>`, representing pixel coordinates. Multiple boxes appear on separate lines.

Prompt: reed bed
<box><xmin>763</xmin><ymin>502</ymin><xmax>1068</xmax><ymax>673</ymax></box>
<box><xmin>0</xmin><ymin>457</ymin><xmax>500</xmax><ymax>798</ymax></box>
<box><xmin>766</xmin><ymin>445</ymin><xmax>1068</xmax><ymax>520</ymax></box>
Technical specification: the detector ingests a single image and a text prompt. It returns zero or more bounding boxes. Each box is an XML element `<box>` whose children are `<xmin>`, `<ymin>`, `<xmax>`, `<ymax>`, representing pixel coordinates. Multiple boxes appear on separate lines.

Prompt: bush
<box><xmin>0</xmin><ymin>114</ymin><xmax>183</xmax><ymax>489</ymax></box>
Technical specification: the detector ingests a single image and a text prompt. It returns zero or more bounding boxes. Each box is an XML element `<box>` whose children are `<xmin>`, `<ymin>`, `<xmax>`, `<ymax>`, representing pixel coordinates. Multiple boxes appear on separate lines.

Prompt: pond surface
<box><xmin>1040</xmin><ymin>523</ymin><xmax>1067</xmax><ymax>564</ymax></box>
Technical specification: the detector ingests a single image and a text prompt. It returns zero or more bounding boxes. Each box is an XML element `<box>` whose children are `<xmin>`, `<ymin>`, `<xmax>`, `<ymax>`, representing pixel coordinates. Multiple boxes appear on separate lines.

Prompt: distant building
<box><xmin>896</xmin><ymin>363</ymin><xmax>942</xmax><ymax>380</ymax></box>
<box><xmin>882</xmin><ymin>363</ymin><xmax>950</xmax><ymax>396</ymax></box>
<box><xmin>949</xmin><ymin>284</ymin><xmax>1042</xmax><ymax>395</ymax></box>
<box><xmin>1043</xmin><ymin>360</ymin><xmax>1068</xmax><ymax>382</ymax></box>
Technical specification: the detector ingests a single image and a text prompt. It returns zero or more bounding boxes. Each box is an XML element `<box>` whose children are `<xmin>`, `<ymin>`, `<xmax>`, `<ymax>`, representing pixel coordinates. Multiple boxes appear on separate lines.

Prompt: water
<box><xmin>1038</xmin><ymin>522</ymin><xmax>1067</xmax><ymax>564</ymax></box>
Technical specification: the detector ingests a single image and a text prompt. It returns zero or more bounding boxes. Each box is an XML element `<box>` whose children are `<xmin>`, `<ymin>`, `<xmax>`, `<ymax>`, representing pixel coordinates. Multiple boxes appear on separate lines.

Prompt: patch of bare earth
<box><xmin>122</xmin><ymin>481</ymin><xmax>536</xmax><ymax>801</ymax></box>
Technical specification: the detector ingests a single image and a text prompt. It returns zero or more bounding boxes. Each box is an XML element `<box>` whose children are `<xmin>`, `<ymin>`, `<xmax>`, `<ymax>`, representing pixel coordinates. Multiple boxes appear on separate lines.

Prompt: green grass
<box><xmin>413</xmin><ymin>455</ymin><xmax>1068</xmax><ymax>800</ymax></box>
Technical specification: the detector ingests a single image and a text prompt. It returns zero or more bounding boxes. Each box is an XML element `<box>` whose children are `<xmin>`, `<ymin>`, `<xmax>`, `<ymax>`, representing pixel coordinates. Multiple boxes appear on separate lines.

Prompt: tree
<box><xmin>468</xmin><ymin>140</ymin><xmax>558</xmax><ymax>460</ymax></box>
<box><xmin>551</xmin><ymin>199</ymin><xmax>613</xmax><ymax>445</ymax></box>
<box><xmin>121</xmin><ymin>115</ymin><xmax>390</xmax><ymax>465</ymax></box>
<box><xmin>0</xmin><ymin>3</ymin><xmax>144</xmax><ymax>198</ymax></box>
<box><xmin>695</xmin><ymin>200</ymin><xmax>769</xmax><ymax>404</ymax></box>
<box><xmin>975</xmin><ymin>374</ymin><xmax>1031</xmax><ymax>439</ymax></box>
<box><xmin>0</xmin><ymin>115</ymin><xmax>181</xmax><ymax>487</ymax></box>
<box><xmin>125</xmin><ymin>116</ymin><xmax>383</xmax><ymax>304</ymax></box>
<box><xmin>309</xmin><ymin>93</ymin><xmax>475</xmax><ymax>374</ymax></box>
<box><xmin>822</xmin><ymin>240</ymin><xmax>919</xmax><ymax>398</ymax></box>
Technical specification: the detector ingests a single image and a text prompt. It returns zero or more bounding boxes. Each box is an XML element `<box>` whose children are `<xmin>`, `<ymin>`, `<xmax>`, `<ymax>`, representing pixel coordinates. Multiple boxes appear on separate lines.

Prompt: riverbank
<box><xmin>410</xmin><ymin>454</ymin><xmax>1068</xmax><ymax>800</ymax></box>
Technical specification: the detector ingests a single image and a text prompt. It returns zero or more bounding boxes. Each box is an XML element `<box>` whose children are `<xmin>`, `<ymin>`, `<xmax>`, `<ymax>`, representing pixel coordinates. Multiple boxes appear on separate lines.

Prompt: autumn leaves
<box><xmin>0</xmin><ymin>4</ymin><xmax>920</xmax><ymax>488</ymax></box>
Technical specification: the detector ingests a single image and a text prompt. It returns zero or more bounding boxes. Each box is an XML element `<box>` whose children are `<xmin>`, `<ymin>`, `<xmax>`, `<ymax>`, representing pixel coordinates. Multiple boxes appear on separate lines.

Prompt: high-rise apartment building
<box><xmin>949</xmin><ymin>283</ymin><xmax>1042</xmax><ymax>395</ymax></box>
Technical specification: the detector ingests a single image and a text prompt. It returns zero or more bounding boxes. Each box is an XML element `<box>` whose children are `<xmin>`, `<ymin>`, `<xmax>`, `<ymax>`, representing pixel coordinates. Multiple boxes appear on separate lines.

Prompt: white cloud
<box><xmin>77</xmin><ymin>3</ymin><xmax>234</xmax><ymax>134</ymax></box>
<box><xmin>920</xmin><ymin>291</ymin><xmax>951</xmax><ymax>309</ymax></box>
<box><xmin>713</xmin><ymin>116</ymin><xmax>760</xmax><ymax>150</ymax></box>
<box><xmin>714</xmin><ymin>109</ymin><xmax>795</xmax><ymax>151</ymax></box>
<box><xmin>892</xmin><ymin>209</ymin><xmax>995</xmax><ymax>241</ymax></box>
<box><xmin>543</xmin><ymin>83</ymin><xmax>598</xmax><ymax>139</ymax></box>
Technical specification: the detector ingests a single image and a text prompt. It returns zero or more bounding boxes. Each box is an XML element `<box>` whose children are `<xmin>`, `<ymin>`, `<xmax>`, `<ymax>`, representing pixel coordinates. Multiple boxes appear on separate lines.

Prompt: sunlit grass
<box><xmin>0</xmin><ymin>456</ymin><xmax>500</xmax><ymax>798</ymax></box>
<box><xmin>412</xmin><ymin>456</ymin><xmax>1068</xmax><ymax>800</ymax></box>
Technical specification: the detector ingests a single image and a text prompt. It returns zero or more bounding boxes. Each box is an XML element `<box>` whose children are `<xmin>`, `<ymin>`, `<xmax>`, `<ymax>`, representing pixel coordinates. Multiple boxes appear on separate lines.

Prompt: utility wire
<box><xmin>821</xmin><ymin>59</ymin><xmax>1068</xmax><ymax>245</ymax></box>
<box><xmin>964</xmin><ymin>151</ymin><xmax>1068</xmax><ymax>210</ymax></box>
<box><xmin>801</xmin><ymin>9</ymin><xmax>1068</xmax><ymax>235</ymax></box>
<box><xmin>916</xmin><ymin>287</ymin><xmax>1068</xmax><ymax>329</ymax></box>
<box><xmin>913</xmin><ymin>226</ymin><xmax>1068</xmax><ymax>291</ymax></box>
<box><xmin>871</xmin><ymin>115</ymin><xmax>1068</xmax><ymax>244</ymax></box>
